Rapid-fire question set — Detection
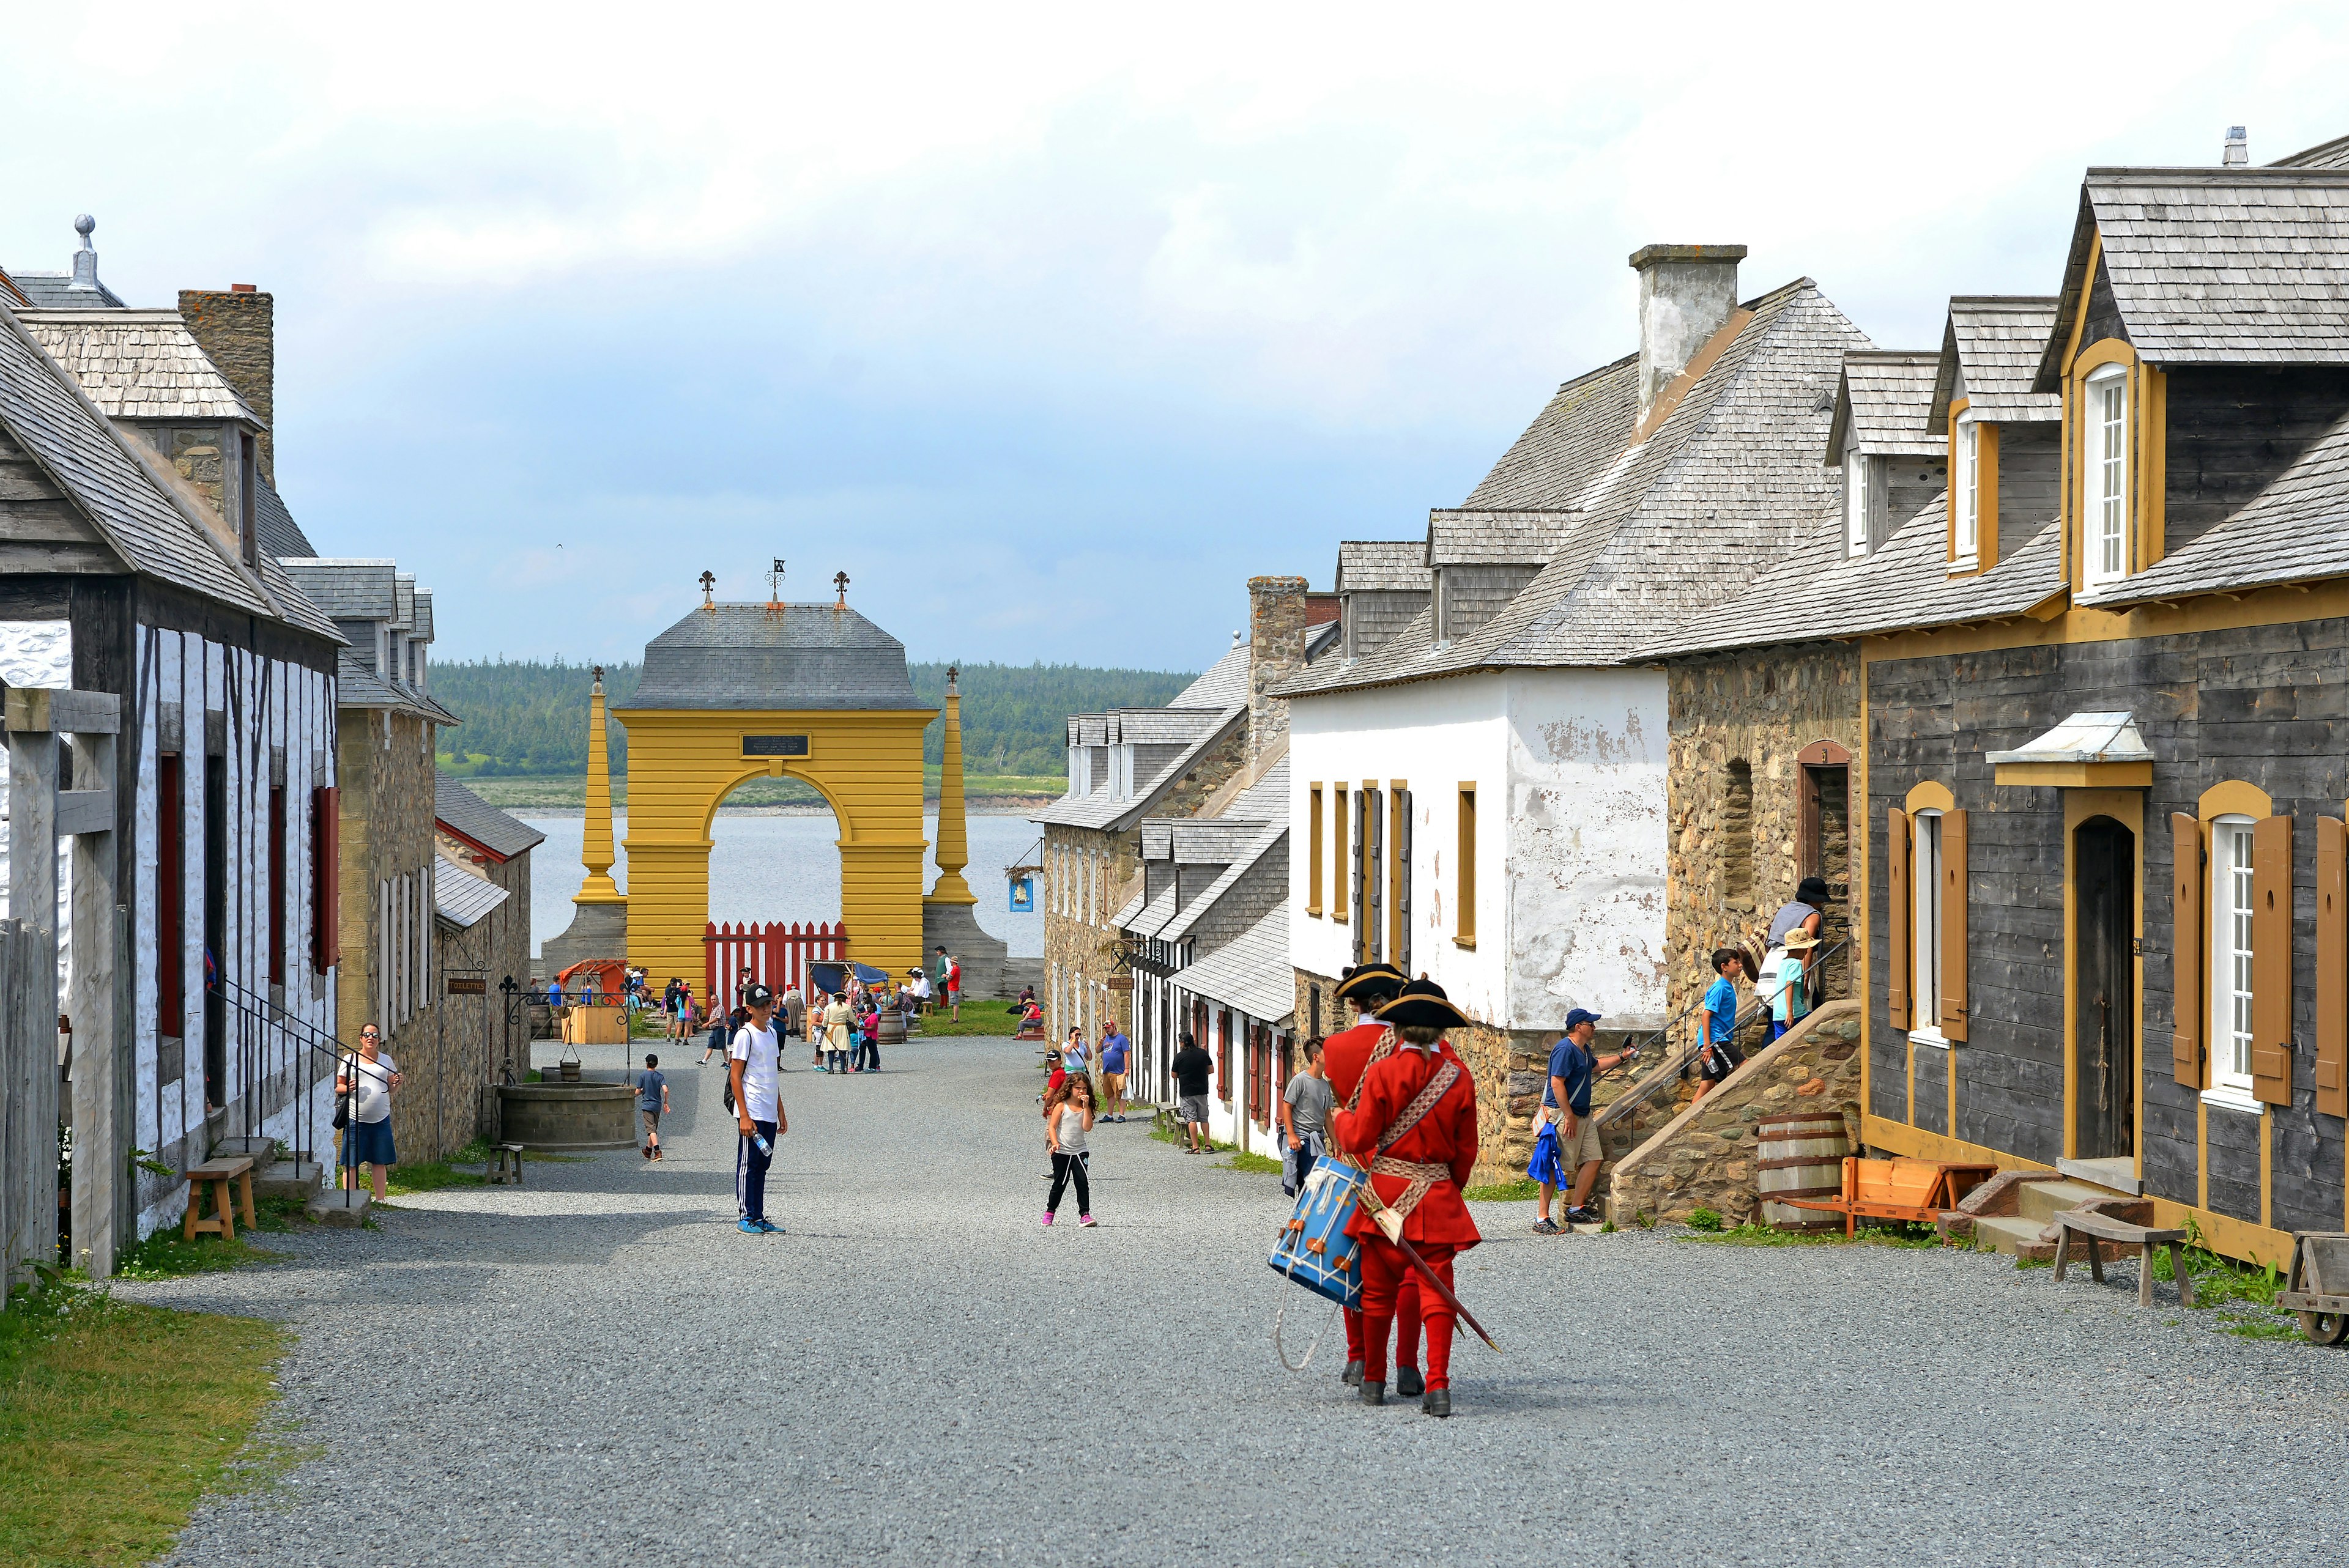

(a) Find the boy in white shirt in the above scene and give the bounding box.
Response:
[727,984,788,1235]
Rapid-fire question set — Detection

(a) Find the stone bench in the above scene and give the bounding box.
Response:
[2052,1207,2195,1307]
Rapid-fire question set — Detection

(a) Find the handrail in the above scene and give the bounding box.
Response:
[1593,937,1850,1130]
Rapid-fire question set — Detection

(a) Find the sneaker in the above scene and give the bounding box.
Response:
[757,1219,783,1235]
[1078,1215,1097,1227]
[1531,1218,1561,1236]
[1565,1206,1602,1226]
[737,1218,762,1234]
[1042,1213,1056,1226]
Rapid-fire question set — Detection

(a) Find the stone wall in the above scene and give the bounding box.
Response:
[1607,1001,1864,1227]
[432,842,536,1091]
[1247,576,1308,767]
[1159,725,1245,819]
[1042,823,1142,1044]
[179,288,275,478]
[1664,643,1863,1024]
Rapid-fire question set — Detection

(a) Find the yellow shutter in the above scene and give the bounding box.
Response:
[2252,813,2294,1106]
[1940,808,1969,1042]
[2172,813,2203,1089]
[1887,807,1910,1026]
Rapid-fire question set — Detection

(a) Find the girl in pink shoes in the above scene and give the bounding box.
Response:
[1041,1073,1097,1227]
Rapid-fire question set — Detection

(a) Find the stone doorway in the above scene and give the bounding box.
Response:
[1797,741,1852,997]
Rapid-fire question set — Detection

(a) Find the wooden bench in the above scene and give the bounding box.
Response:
[182,1156,258,1241]
[2052,1208,2195,1306]
[488,1144,525,1186]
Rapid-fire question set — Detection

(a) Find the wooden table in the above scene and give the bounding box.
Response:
[2052,1208,2194,1307]
[182,1156,258,1241]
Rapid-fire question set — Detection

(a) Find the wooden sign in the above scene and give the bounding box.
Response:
[445,975,486,996]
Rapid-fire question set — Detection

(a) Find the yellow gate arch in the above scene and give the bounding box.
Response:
[606,600,949,993]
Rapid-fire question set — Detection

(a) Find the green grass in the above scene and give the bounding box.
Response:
[115,1225,283,1281]
[1675,1219,1947,1250]
[1218,1150,1283,1175]
[1462,1177,1542,1202]
[0,1282,287,1566]
[916,999,1021,1037]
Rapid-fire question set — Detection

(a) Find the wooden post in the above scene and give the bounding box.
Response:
[67,726,118,1278]
[6,720,59,1293]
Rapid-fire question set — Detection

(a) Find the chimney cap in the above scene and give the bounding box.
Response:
[1628,243,1747,271]
[229,283,258,294]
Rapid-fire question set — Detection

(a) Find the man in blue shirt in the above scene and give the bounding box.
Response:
[1098,1020,1131,1120]
[1532,1008,1638,1234]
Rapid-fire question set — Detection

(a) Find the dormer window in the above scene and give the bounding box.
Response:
[2084,363,2129,586]
[1951,415,1978,570]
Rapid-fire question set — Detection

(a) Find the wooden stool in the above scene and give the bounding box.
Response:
[182,1156,257,1241]
[489,1144,525,1185]
[2052,1208,2195,1307]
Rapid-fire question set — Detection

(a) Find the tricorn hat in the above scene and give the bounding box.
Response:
[1376,977,1471,1032]
[1334,962,1408,1005]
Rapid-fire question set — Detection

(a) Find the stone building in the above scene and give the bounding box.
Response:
[434,775,543,1094]
[1,232,343,1257]
[1277,244,1872,1180]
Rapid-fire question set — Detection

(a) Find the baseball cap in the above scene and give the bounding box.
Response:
[743,983,776,1009]
[1564,1008,1604,1030]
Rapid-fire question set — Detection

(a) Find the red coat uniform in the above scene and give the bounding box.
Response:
[1332,1038,1480,1249]
[1319,1020,1391,1108]
[1319,1019,1423,1369]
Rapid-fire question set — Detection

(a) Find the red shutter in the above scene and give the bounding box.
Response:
[2318,816,2347,1119]
[312,785,341,970]
[2172,813,2203,1089]
[1940,808,1969,1043]
[159,755,184,1032]
[1887,807,1910,1026]
[2252,813,2293,1106]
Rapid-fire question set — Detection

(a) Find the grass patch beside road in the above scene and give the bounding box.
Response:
[918,999,1021,1037]
[1463,1178,1542,1202]
[1219,1150,1283,1175]
[0,1284,286,1567]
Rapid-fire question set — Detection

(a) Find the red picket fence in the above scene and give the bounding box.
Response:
[703,921,847,1013]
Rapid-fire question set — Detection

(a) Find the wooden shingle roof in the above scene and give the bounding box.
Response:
[1824,350,1943,462]
[17,309,263,424]
[1334,539,1427,593]
[1929,298,2063,426]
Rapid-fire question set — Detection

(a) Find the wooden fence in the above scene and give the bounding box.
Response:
[0,918,52,1298]
[703,922,848,1013]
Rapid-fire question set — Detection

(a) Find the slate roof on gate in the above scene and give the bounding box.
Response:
[626,604,928,711]
[1825,351,1946,459]
[4,270,126,309]
[278,559,398,619]
[1334,539,1428,593]
[436,774,547,862]
[17,309,264,424]
[2033,168,2349,387]
[1277,278,1868,695]
[1928,298,2063,426]
[0,297,280,616]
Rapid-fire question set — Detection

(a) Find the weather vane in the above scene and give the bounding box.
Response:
[699,569,716,612]
[766,557,787,618]
[833,570,850,608]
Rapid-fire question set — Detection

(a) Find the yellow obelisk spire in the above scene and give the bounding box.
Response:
[929,665,975,904]
[576,665,624,905]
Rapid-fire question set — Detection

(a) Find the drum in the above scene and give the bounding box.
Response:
[1269,1153,1367,1309]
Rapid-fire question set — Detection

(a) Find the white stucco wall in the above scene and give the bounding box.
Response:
[0,620,76,960]
[1285,665,1668,1035]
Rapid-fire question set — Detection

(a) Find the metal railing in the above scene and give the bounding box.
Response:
[1593,938,1852,1131]
[211,976,368,1210]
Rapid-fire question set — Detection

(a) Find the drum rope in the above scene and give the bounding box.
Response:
[1270,1269,1341,1373]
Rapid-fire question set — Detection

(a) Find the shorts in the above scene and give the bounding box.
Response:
[1178,1094,1211,1126]
[340,1117,396,1169]
[1542,1107,1604,1170]
[1698,1041,1744,1083]
[640,1108,661,1136]
[1102,1071,1126,1098]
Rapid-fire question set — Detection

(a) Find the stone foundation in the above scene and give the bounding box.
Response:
[1606,1001,1863,1227]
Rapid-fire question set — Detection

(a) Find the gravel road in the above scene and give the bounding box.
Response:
[124,1037,2349,1566]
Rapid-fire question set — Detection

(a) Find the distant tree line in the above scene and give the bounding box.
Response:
[431,657,1198,780]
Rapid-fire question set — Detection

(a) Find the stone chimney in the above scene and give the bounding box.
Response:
[1247,575,1309,769]
[179,286,275,480]
[1629,244,1746,417]
[2224,125,2249,166]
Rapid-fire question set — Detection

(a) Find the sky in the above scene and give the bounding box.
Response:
[5,2,2347,673]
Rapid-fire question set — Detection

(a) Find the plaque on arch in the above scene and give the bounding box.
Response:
[741,735,811,758]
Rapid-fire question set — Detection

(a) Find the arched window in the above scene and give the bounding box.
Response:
[2084,362,2130,586]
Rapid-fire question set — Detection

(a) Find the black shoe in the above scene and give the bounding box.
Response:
[1341,1359,1364,1388]
[1565,1206,1602,1226]
[1422,1388,1451,1418]
[1359,1380,1385,1407]
[1395,1366,1424,1399]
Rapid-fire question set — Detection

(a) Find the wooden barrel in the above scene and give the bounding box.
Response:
[877,1010,908,1046]
[1754,1112,1849,1232]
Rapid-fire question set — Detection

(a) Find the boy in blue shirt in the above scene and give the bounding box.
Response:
[1696,947,1748,1100]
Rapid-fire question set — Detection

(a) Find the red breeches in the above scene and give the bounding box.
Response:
[1343,1274,1422,1369]
[1360,1242,1455,1390]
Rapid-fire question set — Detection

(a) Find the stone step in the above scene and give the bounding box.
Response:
[210,1134,278,1161]
[2014,1180,2117,1226]
[1971,1213,2057,1261]
[2057,1156,2141,1194]
[253,1161,323,1202]
[305,1188,373,1228]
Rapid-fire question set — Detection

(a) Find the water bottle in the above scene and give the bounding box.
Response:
[753,1133,771,1157]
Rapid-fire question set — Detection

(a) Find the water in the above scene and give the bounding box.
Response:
[522,811,1044,960]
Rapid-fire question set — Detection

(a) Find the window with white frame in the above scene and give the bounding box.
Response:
[1953,416,1978,567]
[2084,363,2129,586]
[2211,815,2257,1093]
[1910,809,1944,1036]
[1844,453,1872,558]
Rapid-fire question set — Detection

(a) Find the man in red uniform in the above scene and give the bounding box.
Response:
[1333,978,1480,1418]
[1321,963,1424,1397]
